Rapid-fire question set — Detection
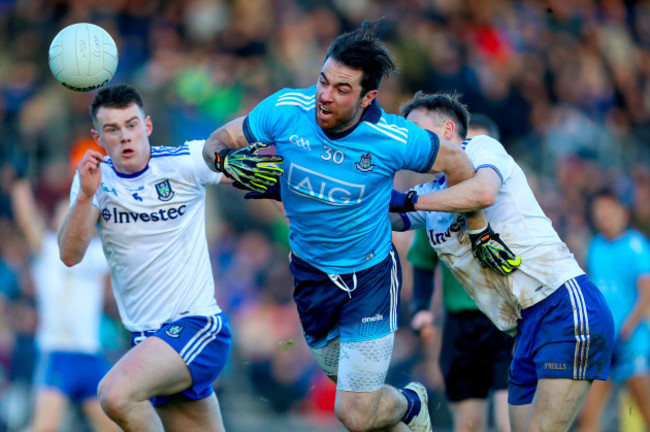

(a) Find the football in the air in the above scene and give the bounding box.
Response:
[48,23,118,92]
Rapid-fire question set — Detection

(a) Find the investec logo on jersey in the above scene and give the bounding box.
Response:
[288,163,364,205]
[101,205,187,224]
[427,214,465,245]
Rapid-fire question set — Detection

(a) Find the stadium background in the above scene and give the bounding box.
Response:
[0,0,649,430]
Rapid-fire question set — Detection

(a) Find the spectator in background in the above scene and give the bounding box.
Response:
[408,113,513,432]
[578,190,650,431]
[11,173,119,432]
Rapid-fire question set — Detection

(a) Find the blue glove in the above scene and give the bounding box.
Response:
[389,189,419,212]
[468,224,521,276]
[232,180,281,201]
[214,142,283,193]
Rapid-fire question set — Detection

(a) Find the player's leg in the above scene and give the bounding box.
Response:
[576,379,611,432]
[527,378,591,431]
[449,399,488,432]
[77,352,120,432]
[81,398,121,432]
[491,390,510,432]
[508,275,615,432]
[97,335,184,431]
[99,313,231,432]
[625,375,650,427]
[312,336,417,432]
[294,247,429,431]
[155,393,225,432]
[30,351,74,432]
[31,388,68,432]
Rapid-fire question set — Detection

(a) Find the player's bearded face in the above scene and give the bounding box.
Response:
[92,103,153,175]
[316,58,373,132]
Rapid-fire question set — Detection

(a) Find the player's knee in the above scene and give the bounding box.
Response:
[97,375,130,419]
[334,401,376,432]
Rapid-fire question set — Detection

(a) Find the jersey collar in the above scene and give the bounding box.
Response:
[322,99,382,140]
[111,162,150,178]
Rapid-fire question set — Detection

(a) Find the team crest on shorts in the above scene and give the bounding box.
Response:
[355,153,376,172]
[165,325,184,338]
[155,180,175,201]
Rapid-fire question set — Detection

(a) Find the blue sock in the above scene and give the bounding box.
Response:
[400,388,422,424]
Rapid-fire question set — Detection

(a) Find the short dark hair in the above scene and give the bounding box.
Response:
[324,20,396,95]
[400,91,470,139]
[90,84,144,126]
[469,113,500,141]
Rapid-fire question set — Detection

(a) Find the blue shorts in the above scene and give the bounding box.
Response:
[508,275,615,405]
[34,351,111,402]
[131,313,231,407]
[609,321,650,384]
[289,245,401,348]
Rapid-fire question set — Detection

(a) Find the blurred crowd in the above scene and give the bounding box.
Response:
[0,0,649,430]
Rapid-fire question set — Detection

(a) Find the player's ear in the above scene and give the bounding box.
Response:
[145,115,153,137]
[443,120,455,141]
[360,89,378,108]
[90,129,105,149]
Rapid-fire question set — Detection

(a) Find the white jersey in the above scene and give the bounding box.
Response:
[33,232,108,353]
[70,140,223,331]
[405,135,584,333]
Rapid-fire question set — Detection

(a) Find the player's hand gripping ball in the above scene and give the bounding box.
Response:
[48,23,118,92]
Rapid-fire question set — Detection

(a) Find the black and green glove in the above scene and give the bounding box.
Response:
[214,142,284,193]
[468,224,521,276]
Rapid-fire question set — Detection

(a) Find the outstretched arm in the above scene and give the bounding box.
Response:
[202,117,250,168]
[58,150,102,266]
[203,117,283,193]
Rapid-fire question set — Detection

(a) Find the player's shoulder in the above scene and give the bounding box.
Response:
[271,86,316,107]
[624,229,650,252]
[462,135,505,152]
[150,142,192,159]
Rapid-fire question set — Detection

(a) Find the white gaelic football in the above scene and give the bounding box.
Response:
[48,23,118,92]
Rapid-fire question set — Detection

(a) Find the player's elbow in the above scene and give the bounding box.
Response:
[472,183,497,209]
[59,249,81,267]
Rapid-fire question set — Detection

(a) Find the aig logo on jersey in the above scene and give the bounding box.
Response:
[288,163,364,205]
[156,180,175,201]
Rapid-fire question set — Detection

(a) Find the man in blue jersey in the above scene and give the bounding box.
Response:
[578,190,650,431]
[202,21,515,432]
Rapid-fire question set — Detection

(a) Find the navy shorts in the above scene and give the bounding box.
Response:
[131,313,231,407]
[289,246,402,348]
[508,275,614,405]
[440,310,514,402]
[34,351,111,402]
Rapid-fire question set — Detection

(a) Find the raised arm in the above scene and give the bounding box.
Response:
[58,150,102,267]
[11,178,46,253]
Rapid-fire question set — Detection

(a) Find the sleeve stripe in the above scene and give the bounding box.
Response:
[242,116,256,144]
[420,131,439,173]
[475,164,504,183]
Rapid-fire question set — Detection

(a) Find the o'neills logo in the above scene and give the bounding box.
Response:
[362,314,384,323]
[544,362,567,370]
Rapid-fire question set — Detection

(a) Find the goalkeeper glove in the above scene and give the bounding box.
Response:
[232,179,281,201]
[468,224,521,276]
[214,142,283,193]
[389,189,419,212]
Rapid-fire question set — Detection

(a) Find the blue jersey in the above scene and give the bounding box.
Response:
[588,229,650,332]
[244,86,438,273]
